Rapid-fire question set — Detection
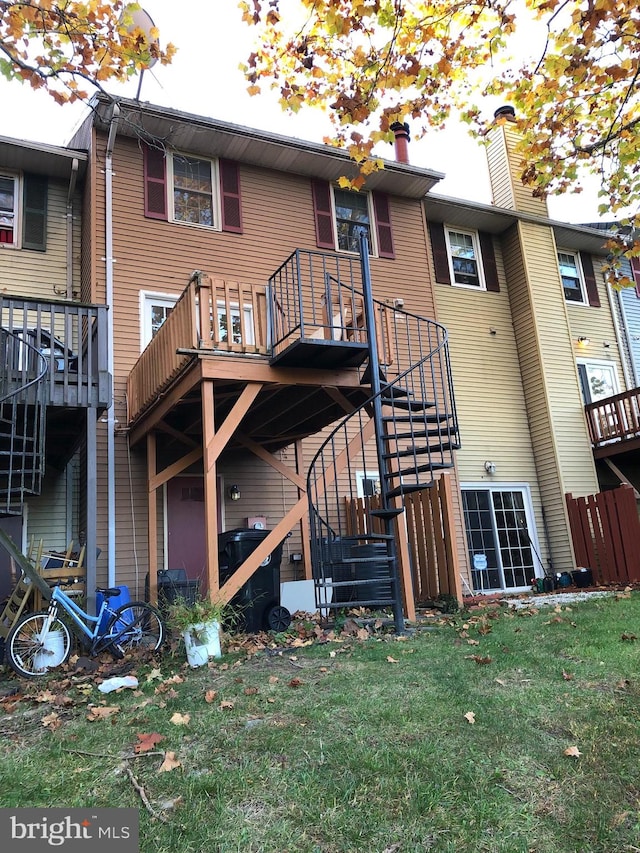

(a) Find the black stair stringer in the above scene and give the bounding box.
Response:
[0,328,48,516]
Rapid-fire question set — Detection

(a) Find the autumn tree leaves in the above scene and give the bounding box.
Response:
[241,0,640,266]
[0,1,175,103]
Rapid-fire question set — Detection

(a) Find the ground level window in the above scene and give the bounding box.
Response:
[462,487,536,592]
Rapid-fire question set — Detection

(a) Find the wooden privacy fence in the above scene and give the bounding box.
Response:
[344,475,462,604]
[565,485,640,584]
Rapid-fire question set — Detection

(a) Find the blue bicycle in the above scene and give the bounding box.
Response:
[5,581,165,678]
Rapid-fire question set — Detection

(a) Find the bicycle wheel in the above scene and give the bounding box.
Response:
[6,612,72,678]
[104,601,164,656]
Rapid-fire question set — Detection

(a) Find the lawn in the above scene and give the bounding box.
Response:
[1,591,639,852]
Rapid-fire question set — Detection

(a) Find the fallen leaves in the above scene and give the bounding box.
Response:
[170,712,190,726]
[158,751,182,773]
[134,732,165,754]
[86,705,120,721]
[464,654,492,665]
[564,745,582,758]
[464,711,476,725]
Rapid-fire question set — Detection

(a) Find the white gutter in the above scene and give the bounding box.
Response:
[105,104,120,586]
[66,158,78,300]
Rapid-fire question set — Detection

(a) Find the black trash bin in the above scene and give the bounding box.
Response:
[146,568,201,613]
[218,528,290,632]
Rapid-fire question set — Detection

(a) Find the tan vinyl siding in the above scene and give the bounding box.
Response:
[0,180,76,299]
[89,132,451,590]
[507,221,598,571]
[25,467,70,554]
[432,232,548,573]
[485,125,549,218]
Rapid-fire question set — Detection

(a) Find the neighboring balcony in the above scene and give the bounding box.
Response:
[585,388,640,457]
[0,295,110,409]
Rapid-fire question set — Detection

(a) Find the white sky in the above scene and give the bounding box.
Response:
[2,0,602,223]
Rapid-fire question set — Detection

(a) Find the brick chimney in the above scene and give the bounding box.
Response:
[485,105,548,216]
[390,121,410,164]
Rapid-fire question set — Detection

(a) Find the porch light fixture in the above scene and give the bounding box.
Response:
[484,461,496,475]
[229,484,241,501]
[577,336,590,346]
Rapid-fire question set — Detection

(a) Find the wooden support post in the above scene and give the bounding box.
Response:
[393,497,416,621]
[202,379,220,598]
[440,473,464,605]
[147,432,158,606]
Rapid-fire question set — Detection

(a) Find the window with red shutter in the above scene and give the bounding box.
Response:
[630,257,640,298]
[311,180,335,249]
[373,192,395,259]
[143,144,167,220]
[580,252,600,307]
[428,222,451,285]
[219,159,242,233]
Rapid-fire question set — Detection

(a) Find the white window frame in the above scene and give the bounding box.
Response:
[140,291,178,350]
[167,153,221,231]
[356,470,381,498]
[331,186,378,257]
[216,301,255,346]
[558,249,587,305]
[576,358,620,405]
[445,226,485,290]
[0,172,20,249]
[460,482,541,593]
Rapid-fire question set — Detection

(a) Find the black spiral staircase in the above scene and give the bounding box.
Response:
[269,239,460,631]
[0,328,47,515]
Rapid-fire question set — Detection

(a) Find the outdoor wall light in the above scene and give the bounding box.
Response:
[484,461,496,475]
[577,336,590,346]
[229,484,241,501]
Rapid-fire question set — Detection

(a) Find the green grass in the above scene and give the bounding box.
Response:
[2,592,640,852]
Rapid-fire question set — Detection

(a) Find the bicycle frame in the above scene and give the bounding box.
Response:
[45,585,118,648]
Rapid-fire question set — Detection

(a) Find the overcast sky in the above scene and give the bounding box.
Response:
[2,0,602,223]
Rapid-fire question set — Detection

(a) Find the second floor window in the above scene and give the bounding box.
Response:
[446,228,484,288]
[333,188,373,254]
[558,250,586,304]
[0,175,17,245]
[170,155,216,228]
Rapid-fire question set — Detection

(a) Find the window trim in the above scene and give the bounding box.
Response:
[167,152,222,231]
[576,358,620,404]
[0,172,20,248]
[558,248,588,306]
[445,226,485,290]
[140,291,178,351]
[330,186,379,257]
[460,481,541,593]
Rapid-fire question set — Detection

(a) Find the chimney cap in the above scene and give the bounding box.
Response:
[494,105,516,121]
[390,120,411,141]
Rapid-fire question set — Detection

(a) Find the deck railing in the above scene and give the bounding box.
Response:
[127,274,269,423]
[0,295,109,408]
[585,387,640,448]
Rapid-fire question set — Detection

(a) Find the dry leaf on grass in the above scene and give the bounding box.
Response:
[288,678,303,688]
[465,654,492,665]
[219,700,235,710]
[158,751,182,773]
[134,732,165,753]
[41,711,61,729]
[564,745,581,758]
[170,712,190,726]
[204,690,218,704]
[464,711,476,725]
[562,670,573,681]
[86,705,120,721]
[145,668,163,682]
[386,656,399,664]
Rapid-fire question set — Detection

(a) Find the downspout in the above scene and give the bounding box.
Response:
[66,158,78,299]
[105,104,120,586]
[605,276,633,389]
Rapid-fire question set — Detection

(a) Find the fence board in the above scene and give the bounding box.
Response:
[565,485,640,584]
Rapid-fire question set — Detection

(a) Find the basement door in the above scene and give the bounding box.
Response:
[167,477,222,584]
[461,486,537,593]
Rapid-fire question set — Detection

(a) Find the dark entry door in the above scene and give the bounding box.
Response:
[167,477,222,584]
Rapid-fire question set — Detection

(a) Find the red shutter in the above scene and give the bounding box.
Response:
[219,159,243,233]
[479,231,499,292]
[631,257,640,298]
[143,143,167,220]
[373,192,395,259]
[311,180,335,249]
[580,252,600,307]
[428,221,451,285]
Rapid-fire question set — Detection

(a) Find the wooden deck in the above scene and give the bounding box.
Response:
[585,388,640,458]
